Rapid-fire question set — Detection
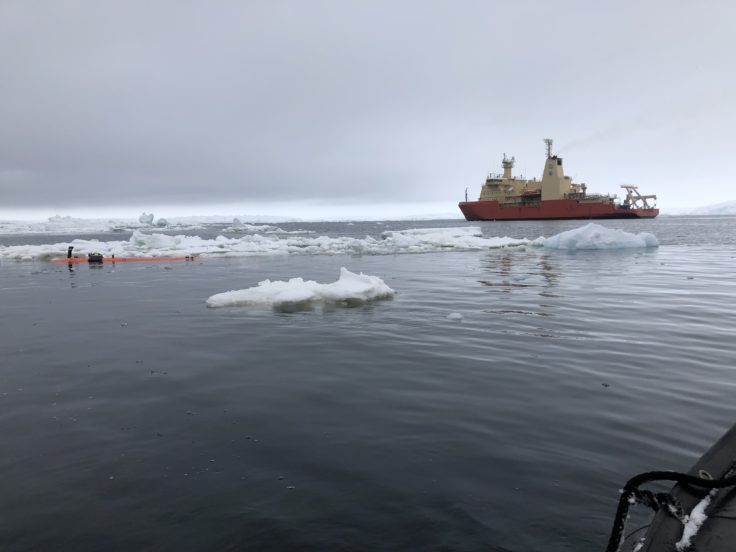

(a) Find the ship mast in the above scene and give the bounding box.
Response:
[544,138,553,159]
[502,154,515,179]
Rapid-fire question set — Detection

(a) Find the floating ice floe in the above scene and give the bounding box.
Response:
[446,312,464,321]
[206,268,395,308]
[533,223,658,250]
[381,227,528,251]
[0,226,529,260]
[225,218,282,233]
[138,212,154,225]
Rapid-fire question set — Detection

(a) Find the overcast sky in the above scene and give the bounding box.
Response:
[1,0,734,219]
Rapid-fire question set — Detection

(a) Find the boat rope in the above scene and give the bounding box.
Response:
[605,466,736,552]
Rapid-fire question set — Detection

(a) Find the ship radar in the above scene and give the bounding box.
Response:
[544,138,553,159]
[502,154,515,179]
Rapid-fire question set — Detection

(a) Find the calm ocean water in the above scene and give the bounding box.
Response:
[1,216,735,551]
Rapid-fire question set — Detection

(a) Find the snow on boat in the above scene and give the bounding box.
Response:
[605,422,736,552]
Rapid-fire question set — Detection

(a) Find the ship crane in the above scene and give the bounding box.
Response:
[620,184,657,209]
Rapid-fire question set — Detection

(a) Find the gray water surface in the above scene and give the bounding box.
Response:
[1,217,735,551]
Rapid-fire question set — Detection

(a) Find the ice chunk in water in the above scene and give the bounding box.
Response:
[206,268,395,308]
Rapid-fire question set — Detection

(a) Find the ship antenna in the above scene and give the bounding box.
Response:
[544,138,553,159]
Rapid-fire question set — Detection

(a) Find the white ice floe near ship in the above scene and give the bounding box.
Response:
[533,223,658,250]
[380,227,527,251]
[206,268,395,308]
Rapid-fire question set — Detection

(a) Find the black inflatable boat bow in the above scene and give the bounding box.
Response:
[605,465,736,552]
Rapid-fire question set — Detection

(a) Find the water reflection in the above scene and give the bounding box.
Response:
[478,251,560,297]
[67,263,76,288]
[63,260,111,290]
[538,255,559,290]
[474,251,565,336]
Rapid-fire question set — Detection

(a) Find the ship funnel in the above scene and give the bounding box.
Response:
[502,154,515,179]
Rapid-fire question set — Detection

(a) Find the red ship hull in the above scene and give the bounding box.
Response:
[459,199,659,221]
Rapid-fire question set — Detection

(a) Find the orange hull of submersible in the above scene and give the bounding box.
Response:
[51,256,198,264]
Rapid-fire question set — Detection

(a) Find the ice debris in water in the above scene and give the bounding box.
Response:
[225,218,281,233]
[138,212,154,225]
[446,312,464,321]
[533,223,658,250]
[380,227,529,251]
[0,226,529,260]
[206,268,395,308]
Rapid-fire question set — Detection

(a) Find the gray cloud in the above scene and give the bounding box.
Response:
[1,0,735,213]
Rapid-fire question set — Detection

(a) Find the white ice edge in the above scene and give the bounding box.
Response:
[0,223,658,261]
[531,222,658,250]
[0,226,528,260]
[206,267,395,308]
[0,215,291,236]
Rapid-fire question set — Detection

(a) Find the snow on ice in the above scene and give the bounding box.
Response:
[380,227,528,251]
[138,212,155,225]
[0,215,301,236]
[206,268,395,308]
[534,223,658,250]
[0,222,661,261]
[0,227,528,260]
[226,218,281,233]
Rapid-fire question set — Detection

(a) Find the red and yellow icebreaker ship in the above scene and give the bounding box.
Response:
[459,139,658,221]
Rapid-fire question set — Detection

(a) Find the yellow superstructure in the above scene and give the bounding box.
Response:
[479,139,587,204]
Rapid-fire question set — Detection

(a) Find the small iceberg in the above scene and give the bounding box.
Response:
[226,218,281,233]
[138,212,154,225]
[381,227,528,250]
[206,268,395,308]
[534,223,658,250]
